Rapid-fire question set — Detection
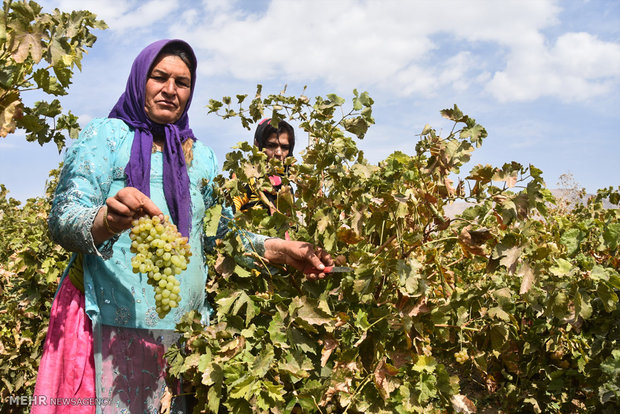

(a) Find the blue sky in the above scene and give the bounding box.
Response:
[1,0,618,202]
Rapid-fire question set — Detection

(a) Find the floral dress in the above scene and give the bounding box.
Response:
[34,118,267,413]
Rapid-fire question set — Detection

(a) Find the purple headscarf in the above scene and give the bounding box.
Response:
[109,39,197,237]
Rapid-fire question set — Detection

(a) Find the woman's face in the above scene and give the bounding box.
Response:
[263,132,290,161]
[144,54,191,124]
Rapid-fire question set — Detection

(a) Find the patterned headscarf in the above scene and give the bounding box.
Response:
[109,39,197,237]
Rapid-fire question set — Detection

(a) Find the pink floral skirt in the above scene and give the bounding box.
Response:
[32,276,96,413]
[32,276,182,413]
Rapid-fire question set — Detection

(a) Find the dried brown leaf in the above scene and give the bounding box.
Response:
[458,227,487,256]
[374,359,400,400]
[159,386,173,414]
[397,295,430,318]
[387,350,412,369]
[215,254,235,277]
[0,96,22,138]
[11,32,43,63]
[320,336,338,367]
[499,245,522,274]
[519,262,535,294]
[444,177,456,197]
[451,394,477,413]
[220,336,245,359]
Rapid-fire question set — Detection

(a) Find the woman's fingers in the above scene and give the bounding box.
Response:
[106,195,133,218]
[92,187,163,245]
[301,246,333,280]
[264,239,334,281]
[108,187,163,219]
[104,187,163,233]
[139,197,163,218]
[317,248,333,267]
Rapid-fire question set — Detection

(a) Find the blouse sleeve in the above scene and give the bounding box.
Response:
[48,119,127,258]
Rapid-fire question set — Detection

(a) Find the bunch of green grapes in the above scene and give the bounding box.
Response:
[454,349,469,364]
[129,215,192,319]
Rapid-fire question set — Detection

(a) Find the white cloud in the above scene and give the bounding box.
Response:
[111,0,180,31]
[554,32,620,79]
[487,32,620,102]
[164,0,577,99]
[54,0,180,31]
[54,0,132,24]
[48,0,619,103]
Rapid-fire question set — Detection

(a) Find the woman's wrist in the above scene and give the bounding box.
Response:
[263,237,285,263]
[91,206,118,245]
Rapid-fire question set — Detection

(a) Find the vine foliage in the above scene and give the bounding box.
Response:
[0,169,69,410]
[0,0,106,150]
[166,88,620,413]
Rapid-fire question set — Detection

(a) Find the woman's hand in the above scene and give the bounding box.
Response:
[263,238,334,280]
[92,187,163,245]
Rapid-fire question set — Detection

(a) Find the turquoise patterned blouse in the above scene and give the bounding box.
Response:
[48,118,267,330]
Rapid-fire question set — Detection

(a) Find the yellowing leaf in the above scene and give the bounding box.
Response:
[488,307,510,322]
[560,228,584,256]
[336,226,363,244]
[278,352,312,380]
[292,296,332,326]
[590,265,609,281]
[216,290,241,318]
[233,264,252,278]
[0,94,22,138]
[260,380,285,405]
[228,375,255,400]
[440,104,465,122]
[492,169,518,188]
[603,223,620,250]
[316,213,330,233]
[397,258,424,295]
[412,355,437,373]
[268,312,288,348]
[498,245,522,274]
[460,123,487,147]
[242,162,260,179]
[203,204,222,237]
[575,291,593,320]
[550,258,573,277]
[252,345,275,377]
[416,371,438,403]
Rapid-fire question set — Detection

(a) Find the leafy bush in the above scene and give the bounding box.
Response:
[0,0,106,150]
[0,1,104,410]
[166,88,619,413]
[0,169,68,411]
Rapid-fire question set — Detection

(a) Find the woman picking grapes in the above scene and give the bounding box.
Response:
[233,118,295,215]
[33,39,332,413]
